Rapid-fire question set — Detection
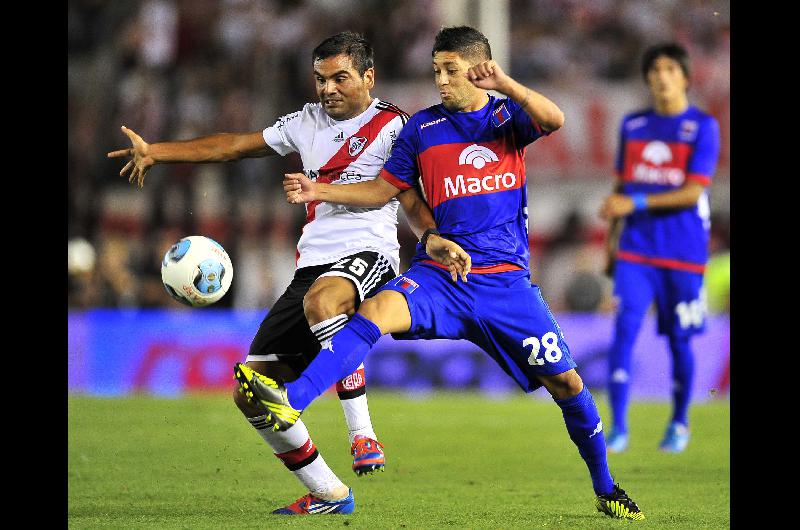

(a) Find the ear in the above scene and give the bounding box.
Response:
[363,67,375,89]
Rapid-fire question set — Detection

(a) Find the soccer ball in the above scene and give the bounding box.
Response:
[161,235,233,307]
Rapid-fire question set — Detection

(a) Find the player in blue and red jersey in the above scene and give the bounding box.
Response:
[236,26,644,520]
[599,43,721,454]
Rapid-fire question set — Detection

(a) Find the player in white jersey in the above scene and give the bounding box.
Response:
[107,31,471,515]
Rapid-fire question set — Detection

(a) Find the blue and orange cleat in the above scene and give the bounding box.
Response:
[351,435,385,476]
[659,422,690,453]
[272,489,355,515]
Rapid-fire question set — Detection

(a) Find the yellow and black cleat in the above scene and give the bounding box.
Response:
[595,484,645,520]
[233,363,302,431]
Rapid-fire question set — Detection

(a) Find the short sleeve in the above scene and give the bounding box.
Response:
[262,108,303,156]
[505,97,546,148]
[686,116,721,186]
[380,117,419,191]
[380,114,406,164]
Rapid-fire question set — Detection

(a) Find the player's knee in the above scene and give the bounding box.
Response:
[617,304,647,327]
[541,369,584,400]
[357,296,381,322]
[357,292,410,335]
[303,288,354,323]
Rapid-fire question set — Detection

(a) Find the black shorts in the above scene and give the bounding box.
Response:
[246,251,396,372]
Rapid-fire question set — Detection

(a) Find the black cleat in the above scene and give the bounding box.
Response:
[233,363,302,431]
[595,484,645,520]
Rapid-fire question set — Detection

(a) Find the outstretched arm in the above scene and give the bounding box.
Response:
[283,172,400,207]
[107,126,276,188]
[285,173,471,281]
[466,60,565,133]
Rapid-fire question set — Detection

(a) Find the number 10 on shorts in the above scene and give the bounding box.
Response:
[524,332,563,365]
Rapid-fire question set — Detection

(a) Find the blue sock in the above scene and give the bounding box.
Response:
[285,313,383,410]
[555,387,615,495]
[668,336,694,427]
[607,311,642,434]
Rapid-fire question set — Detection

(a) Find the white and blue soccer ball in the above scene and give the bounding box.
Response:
[161,235,233,307]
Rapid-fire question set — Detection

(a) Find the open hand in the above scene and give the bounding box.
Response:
[426,235,472,282]
[107,126,155,188]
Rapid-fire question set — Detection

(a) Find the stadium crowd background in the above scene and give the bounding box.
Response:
[68,0,730,314]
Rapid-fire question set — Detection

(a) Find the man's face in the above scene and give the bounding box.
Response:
[646,55,688,103]
[314,53,374,120]
[433,51,481,111]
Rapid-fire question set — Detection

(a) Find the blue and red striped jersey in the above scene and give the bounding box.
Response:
[380,95,547,270]
[615,106,720,272]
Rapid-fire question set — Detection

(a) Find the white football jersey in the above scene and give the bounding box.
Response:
[263,98,408,272]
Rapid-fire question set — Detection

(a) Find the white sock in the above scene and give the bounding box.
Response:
[247,415,345,499]
[310,316,379,444]
[336,363,378,444]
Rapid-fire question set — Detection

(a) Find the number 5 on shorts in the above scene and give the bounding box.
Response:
[524,332,563,365]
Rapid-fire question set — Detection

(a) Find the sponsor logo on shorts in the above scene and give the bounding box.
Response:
[393,275,419,294]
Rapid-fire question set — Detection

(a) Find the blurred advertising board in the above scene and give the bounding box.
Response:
[68,309,729,400]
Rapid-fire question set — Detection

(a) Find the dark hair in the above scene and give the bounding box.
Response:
[641,43,690,80]
[312,31,374,77]
[432,26,492,64]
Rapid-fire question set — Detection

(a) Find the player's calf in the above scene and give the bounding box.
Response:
[234,363,302,431]
[232,360,296,417]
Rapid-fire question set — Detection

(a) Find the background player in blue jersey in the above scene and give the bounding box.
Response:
[238,26,645,521]
[598,43,721,454]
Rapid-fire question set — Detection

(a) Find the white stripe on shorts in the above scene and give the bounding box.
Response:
[245,353,280,362]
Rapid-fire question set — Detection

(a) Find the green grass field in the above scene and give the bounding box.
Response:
[69,391,729,529]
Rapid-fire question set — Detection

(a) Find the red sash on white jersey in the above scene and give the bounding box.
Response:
[304,109,398,225]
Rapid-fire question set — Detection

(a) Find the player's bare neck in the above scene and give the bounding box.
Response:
[460,92,490,113]
[654,95,689,116]
[338,95,373,121]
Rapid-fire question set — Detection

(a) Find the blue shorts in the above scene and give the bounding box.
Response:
[376,263,577,392]
[614,259,706,337]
